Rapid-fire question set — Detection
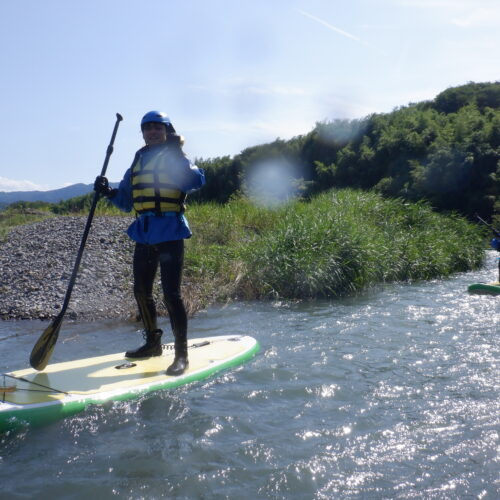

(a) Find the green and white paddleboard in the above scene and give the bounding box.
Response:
[1,334,259,433]
[468,282,500,295]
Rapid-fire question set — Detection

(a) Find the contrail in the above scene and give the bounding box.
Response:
[297,9,360,42]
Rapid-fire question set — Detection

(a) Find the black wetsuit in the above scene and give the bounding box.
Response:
[133,239,187,342]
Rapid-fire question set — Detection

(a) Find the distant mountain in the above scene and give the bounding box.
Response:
[0,182,118,207]
[0,183,94,206]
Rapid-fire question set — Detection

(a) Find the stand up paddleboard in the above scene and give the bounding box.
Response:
[1,335,259,433]
[468,282,500,295]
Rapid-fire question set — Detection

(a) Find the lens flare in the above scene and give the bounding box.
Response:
[244,157,303,207]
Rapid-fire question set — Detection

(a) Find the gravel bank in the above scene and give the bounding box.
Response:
[1,216,147,322]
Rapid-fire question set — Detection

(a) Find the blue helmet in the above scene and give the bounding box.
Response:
[140,111,175,132]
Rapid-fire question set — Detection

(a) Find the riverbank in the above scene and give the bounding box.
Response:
[0,189,487,321]
[0,216,136,321]
[0,215,211,322]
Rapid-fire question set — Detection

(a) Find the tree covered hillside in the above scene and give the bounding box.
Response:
[191,81,500,221]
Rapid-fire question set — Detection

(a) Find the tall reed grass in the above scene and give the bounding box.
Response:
[186,189,485,301]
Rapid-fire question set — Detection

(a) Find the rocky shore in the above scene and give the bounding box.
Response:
[1,216,147,322]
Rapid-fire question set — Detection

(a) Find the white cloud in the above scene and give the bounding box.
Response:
[248,119,315,140]
[188,80,309,97]
[186,117,313,139]
[0,176,48,192]
[295,9,386,56]
[452,7,500,27]
[296,9,360,41]
[239,84,309,97]
[392,0,500,27]
[393,0,494,8]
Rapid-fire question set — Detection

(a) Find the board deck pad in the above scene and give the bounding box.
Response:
[1,335,259,432]
[468,282,500,295]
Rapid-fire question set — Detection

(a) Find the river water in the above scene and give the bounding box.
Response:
[0,252,499,499]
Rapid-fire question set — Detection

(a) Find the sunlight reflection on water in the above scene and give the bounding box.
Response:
[0,252,498,498]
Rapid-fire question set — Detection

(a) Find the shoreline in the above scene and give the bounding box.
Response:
[1,194,487,322]
[0,216,194,322]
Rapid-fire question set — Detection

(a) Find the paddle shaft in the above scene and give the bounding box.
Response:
[29,113,123,370]
[475,213,500,238]
[58,113,123,317]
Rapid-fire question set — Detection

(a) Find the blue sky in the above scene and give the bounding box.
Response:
[0,0,498,191]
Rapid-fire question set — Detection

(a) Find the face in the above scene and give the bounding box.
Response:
[142,122,167,145]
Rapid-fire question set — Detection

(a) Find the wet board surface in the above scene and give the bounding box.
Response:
[0,334,259,432]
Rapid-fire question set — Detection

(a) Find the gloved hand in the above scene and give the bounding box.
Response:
[94,176,115,198]
[166,134,184,148]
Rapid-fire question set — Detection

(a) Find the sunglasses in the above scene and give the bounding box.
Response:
[142,122,167,131]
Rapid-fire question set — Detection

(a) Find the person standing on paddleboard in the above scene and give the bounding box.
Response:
[94,111,205,376]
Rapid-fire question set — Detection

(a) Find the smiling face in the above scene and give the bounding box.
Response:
[142,122,168,145]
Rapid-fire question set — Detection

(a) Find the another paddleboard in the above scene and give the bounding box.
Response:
[468,282,500,295]
[0,334,259,433]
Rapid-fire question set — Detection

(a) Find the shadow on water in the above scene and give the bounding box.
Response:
[0,251,499,499]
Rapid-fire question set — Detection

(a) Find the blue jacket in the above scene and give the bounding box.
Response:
[110,143,205,244]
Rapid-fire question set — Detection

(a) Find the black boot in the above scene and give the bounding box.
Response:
[166,340,188,376]
[125,329,163,358]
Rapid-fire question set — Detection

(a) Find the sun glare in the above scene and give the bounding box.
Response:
[244,157,303,207]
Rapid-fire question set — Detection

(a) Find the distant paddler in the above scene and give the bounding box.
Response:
[475,213,500,282]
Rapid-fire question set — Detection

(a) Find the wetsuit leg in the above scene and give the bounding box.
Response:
[133,242,159,332]
[157,239,187,342]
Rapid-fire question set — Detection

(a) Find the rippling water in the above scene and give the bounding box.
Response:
[1,252,499,499]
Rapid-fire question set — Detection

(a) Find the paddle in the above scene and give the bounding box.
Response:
[29,113,123,371]
[475,213,500,238]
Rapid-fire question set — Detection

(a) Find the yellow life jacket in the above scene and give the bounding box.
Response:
[131,148,186,214]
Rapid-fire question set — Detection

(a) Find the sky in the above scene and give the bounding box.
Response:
[0,0,499,192]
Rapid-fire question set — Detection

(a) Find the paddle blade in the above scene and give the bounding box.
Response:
[29,317,63,371]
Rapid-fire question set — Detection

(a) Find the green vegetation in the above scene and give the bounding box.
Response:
[1,189,486,305]
[185,190,485,303]
[50,193,121,216]
[1,81,495,305]
[190,81,500,224]
[0,196,121,241]
[0,202,53,241]
[5,82,499,224]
